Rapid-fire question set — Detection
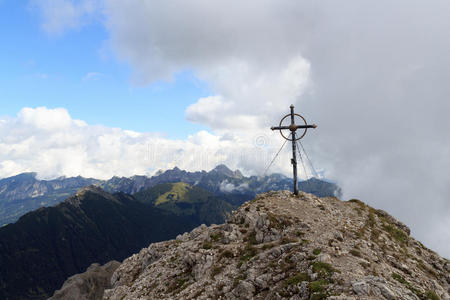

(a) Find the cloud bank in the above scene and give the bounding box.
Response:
[0,107,285,180]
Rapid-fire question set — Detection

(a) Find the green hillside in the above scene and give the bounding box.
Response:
[134,182,233,225]
[155,182,191,205]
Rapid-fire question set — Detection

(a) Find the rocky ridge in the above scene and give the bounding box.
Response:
[102,191,449,299]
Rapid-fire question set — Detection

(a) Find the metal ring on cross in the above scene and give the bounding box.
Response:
[278,113,308,141]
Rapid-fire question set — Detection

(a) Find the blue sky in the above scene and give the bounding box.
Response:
[0,1,209,139]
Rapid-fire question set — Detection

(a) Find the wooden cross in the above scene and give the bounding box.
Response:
[271,104,317,195]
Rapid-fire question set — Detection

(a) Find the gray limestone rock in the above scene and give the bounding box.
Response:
[101,191,450,300]
[317,253,332,264]
[232,281,255,299]
[49,261,120,300]
[352,281,370,295]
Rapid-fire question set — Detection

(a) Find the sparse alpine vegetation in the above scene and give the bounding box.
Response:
[96,191,449,299]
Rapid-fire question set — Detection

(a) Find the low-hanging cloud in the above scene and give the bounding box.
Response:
[219,180,250,193]
[27,0,450,257]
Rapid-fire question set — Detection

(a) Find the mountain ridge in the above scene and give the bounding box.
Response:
[0,166,341,226]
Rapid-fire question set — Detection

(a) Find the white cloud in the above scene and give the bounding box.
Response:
[219,180,249,193]
[29,0,101,35]
[0,107,285,181]
[18,107,72,130]
[184,57,311,132]
[82,72,104,81]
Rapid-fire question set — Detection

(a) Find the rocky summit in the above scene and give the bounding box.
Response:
[69,191,448,299]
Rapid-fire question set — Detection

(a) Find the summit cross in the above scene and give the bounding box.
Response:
[271,104,317,195]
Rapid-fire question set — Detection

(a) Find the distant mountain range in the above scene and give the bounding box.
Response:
[0,173,100,226]
[0,165,342,226]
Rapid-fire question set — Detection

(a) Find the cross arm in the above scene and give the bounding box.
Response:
[271,124,317,130]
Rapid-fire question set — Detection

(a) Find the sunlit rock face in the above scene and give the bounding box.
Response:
[102,191,449,299]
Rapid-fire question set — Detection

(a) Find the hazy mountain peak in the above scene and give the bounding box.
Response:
[211,164,243,178]
[7,172,37,180]
[211,164,232,173]
[68,185,120,207]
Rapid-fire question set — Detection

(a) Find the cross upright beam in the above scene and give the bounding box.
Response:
[271,104,317,195]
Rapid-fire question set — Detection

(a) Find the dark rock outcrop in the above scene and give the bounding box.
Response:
[49,261,120,300]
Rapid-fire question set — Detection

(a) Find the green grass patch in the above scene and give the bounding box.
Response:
[279,237,297,245]
[312,262,340,279]
[155,182,190,205]
[240,245,257,262]
[261,243,275,250]
[418,260,439,278]
[247,231,257,245]
[286,272,309,285]
[370,228,381,242]
[311,293,328,300]
[392,273,424,297]
[392,273,407,284]
[167,277,190,293]
[367,209,376,227]
[309,279,328,295]
[210,265,224,278]
[202,241,212,249]
[210,232,224,242]
[348,199,365,206]
[221,249,233,259]
[426,290,440,300]
[313,248,321,255]
[359,261,370,269]
[267,212,292,229]
[349,249,361,257]
[382,224,408,244]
